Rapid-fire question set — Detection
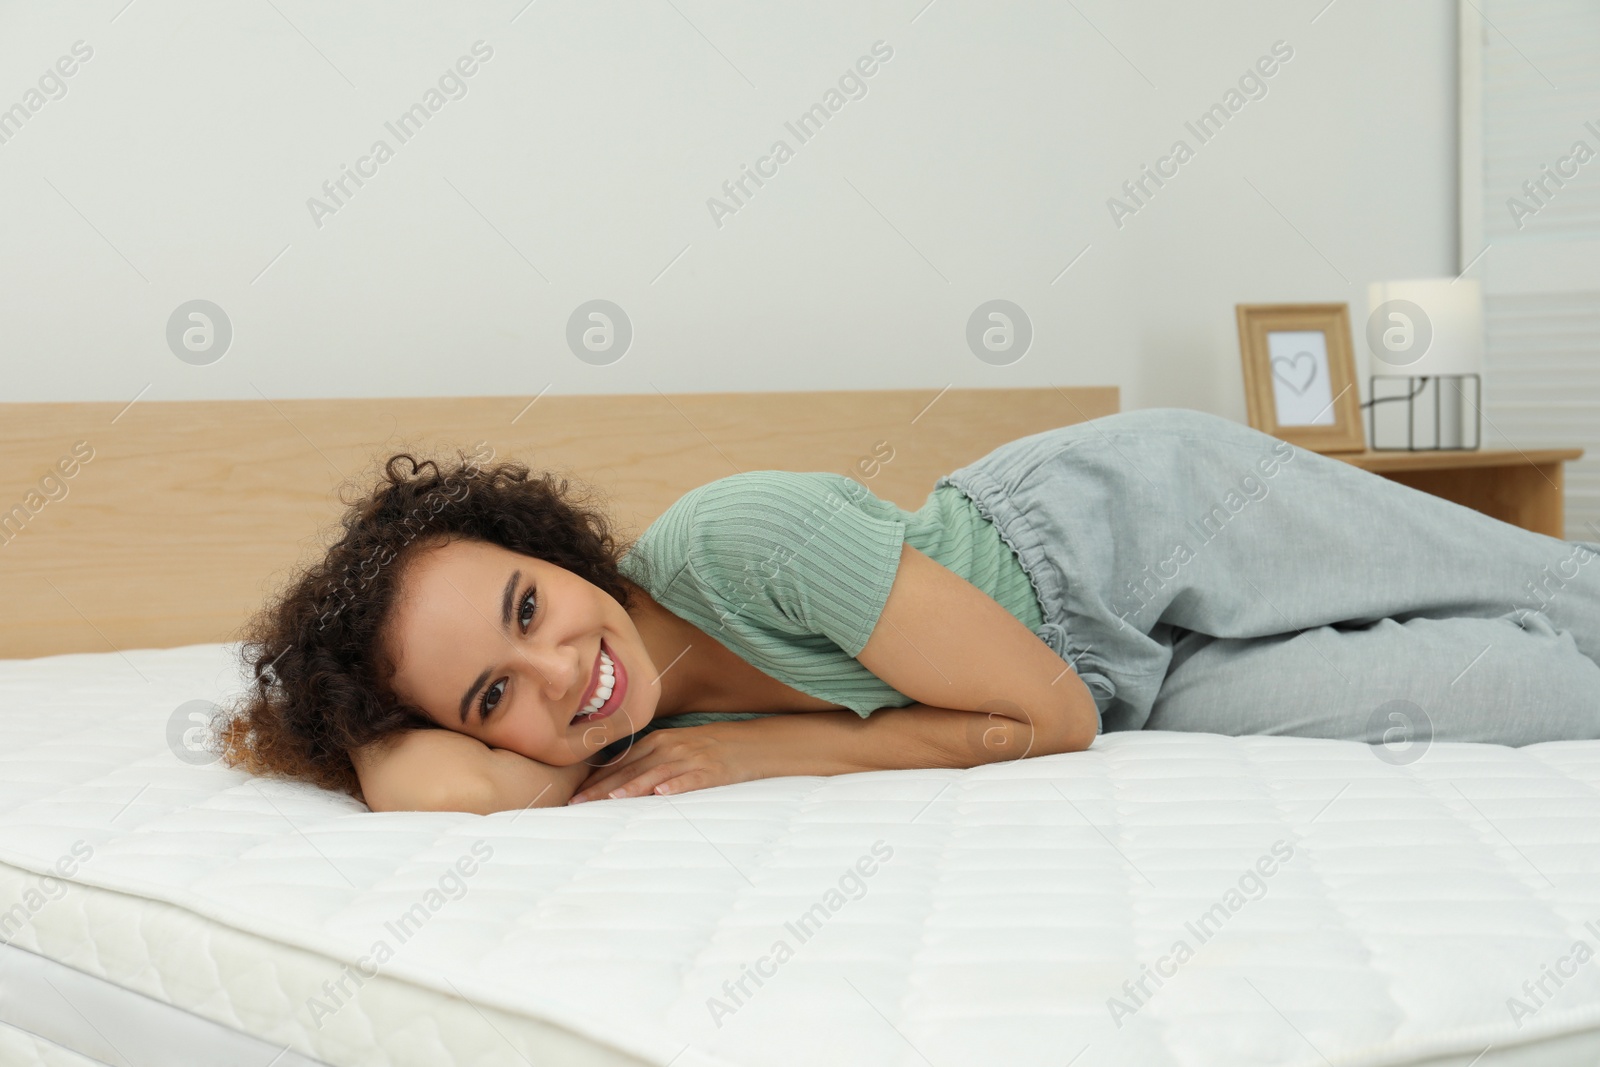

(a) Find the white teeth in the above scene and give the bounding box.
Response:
[576,647,617,719]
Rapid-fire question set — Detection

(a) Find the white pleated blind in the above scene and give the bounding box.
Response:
[1484,293,1600,538]
[1466,0,1600,539]
[1480,3,1600,240]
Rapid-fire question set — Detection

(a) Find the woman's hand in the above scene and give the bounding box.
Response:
[569,722,777,803]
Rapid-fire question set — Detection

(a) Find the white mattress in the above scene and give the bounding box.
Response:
[3,643,1600,1067]
[0,1021,101,1067]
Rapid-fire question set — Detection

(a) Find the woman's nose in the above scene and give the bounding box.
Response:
[529,643,583,698]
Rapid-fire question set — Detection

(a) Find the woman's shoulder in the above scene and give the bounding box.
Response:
[621,470,904,594]
[621,471,851,584]
[690,468,863,501]
[657,470,880,534]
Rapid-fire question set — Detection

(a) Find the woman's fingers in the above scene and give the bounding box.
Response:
[572,744,671,801]
[571,742,654,799]
[651,768,710,796]
[570,766,634,802]
[569,730,726,803]
[572,760,684,803]
[582,731,658,776]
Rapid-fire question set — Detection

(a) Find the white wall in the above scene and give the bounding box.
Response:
[0,0,1457,419]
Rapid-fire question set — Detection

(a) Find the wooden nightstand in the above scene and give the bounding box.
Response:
[1333,448,1583,538]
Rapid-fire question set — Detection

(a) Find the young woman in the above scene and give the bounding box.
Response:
[219,408,1600,813]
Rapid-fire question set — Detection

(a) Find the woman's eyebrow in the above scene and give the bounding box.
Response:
[459,668,490,724]
[457,569,522,723]
[499,569,520,632]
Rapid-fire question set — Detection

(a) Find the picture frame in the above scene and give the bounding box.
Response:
[1235,302,1365,454]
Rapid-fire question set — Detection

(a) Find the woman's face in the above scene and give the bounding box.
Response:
[383,538,658,766]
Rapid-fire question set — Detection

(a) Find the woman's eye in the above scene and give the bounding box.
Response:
[479,592,535,724]
[480,679,505,721]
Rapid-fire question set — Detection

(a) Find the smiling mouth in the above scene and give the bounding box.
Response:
[572,638,625,725]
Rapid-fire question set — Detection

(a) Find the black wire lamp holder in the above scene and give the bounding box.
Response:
[1363,374,1482,451]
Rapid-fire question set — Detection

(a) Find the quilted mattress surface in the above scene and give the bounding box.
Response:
[3,643,1600,1067]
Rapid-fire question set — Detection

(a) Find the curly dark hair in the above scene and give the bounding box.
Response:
[217,446,641,802]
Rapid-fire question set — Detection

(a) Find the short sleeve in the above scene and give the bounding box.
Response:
[682,472,907,657]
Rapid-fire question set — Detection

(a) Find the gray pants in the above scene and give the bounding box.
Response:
[937,408,1600,745]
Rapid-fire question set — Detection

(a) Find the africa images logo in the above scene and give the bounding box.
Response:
[966,300,1033,366]
[166,300,233,365]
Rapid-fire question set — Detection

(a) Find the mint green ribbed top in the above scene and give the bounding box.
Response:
[616,471,1044,724]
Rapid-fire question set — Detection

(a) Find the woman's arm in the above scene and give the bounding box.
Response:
[573,542,1101,801]
[352,728,588,814]
[571,702,1070,801]
[854,541,1100,753]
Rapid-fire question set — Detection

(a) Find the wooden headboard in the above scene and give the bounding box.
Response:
[0,387,1118,658]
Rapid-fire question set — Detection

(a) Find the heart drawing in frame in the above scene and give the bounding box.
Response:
[1271,350,1319,395]
[1236,303,1366,453]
